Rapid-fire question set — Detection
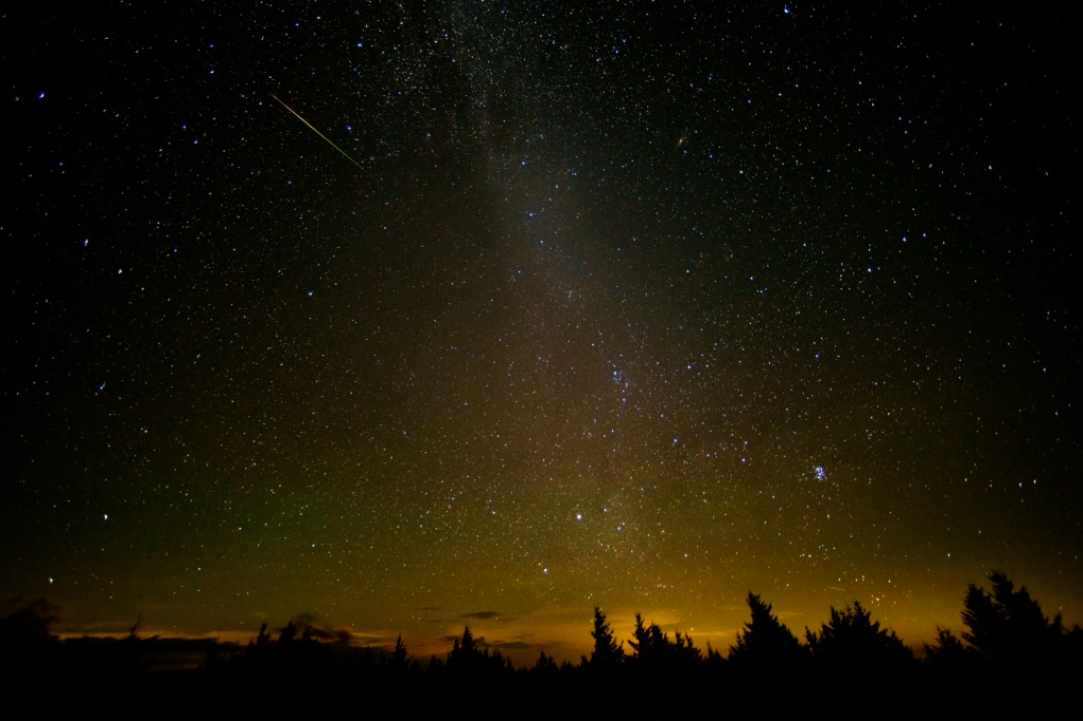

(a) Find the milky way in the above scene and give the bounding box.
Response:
[4,3,1080,661]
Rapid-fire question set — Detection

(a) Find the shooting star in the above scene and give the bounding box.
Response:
[270,94,366,172]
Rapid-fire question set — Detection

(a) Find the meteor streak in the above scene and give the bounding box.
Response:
[270,94,366,171]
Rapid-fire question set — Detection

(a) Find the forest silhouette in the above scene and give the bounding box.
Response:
[3,571,1080,677]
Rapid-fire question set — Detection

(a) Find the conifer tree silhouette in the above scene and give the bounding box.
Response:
[460,626,477,654]
[278,620,298,644]
[705,643,725,669]
[628,613,651,665]
[255,622,271,647]
[127,612,143,641]
[534,650,559,673]
[672,629,702,669]
[729,592,805,668]
[447,625,509,673]
[923,627,972,668]
[588,606,625,669]
[628,613,700,670]
[390,634,408,669]
[805,601,912,669]
[447,626,480,671]
[961,570,1064,666]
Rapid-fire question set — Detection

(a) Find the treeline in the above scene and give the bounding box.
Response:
[2,571,1081,676]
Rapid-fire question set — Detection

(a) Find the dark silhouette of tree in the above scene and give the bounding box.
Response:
[923,627,972,669]
[450,625,477,658]
[1064,624,1083,662]
[704,643,725,670]
[533,650,559,673]
[127,612,143,641]
[628,613,652,666]
[628,613,700,671]
[0,598,61,673]
[446,625,508,673]
[729,592,805,669]
[629,614,650,655]
[806,601,913,670]
[278,620,299,644]
[390,634,408,669]
[586,606,624,669]
[4,575,1076,677]
[0,598,59,647]
[255,622,271,647]
[960,570,1065,667]
[671,630,701,669]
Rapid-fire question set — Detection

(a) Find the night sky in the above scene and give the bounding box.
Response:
[4,2,1081,662]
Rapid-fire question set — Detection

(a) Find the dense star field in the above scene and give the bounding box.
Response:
[3,3,1080,663]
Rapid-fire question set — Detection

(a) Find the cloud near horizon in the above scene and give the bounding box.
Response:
[459,610,504,621]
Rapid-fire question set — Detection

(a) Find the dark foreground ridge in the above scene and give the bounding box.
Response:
[3,571,1080,678]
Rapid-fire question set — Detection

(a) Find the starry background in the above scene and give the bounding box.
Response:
[3,2,1081,661]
